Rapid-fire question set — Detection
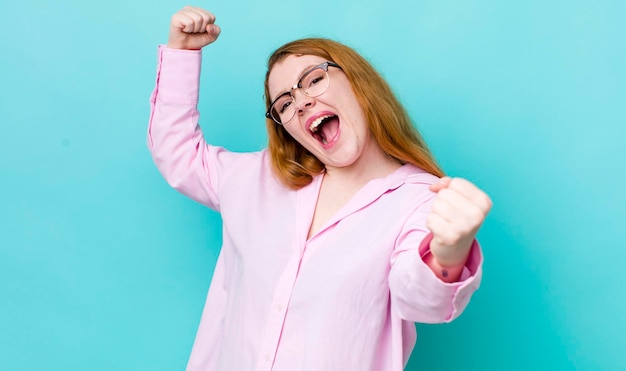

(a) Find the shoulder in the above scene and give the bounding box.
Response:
[392,164,441,188]
[379,164,440,210]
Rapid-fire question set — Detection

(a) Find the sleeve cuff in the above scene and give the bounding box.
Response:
[390,233,483,323]
[418,232,482,279]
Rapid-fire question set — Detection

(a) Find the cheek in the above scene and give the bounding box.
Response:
[283,124,308,143]
[341,97,368,129]
[330,84,363,117]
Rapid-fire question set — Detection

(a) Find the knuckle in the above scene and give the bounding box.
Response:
[437,188,452,201]
[449,177,463,189]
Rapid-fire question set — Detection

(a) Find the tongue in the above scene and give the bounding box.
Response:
[320,117,339,144]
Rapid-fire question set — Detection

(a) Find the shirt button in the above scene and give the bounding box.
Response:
[265,353,271,362]
[276,303,284,311]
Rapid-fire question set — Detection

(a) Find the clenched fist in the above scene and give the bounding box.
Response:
[168,6,221,50]
[427,177,492,269]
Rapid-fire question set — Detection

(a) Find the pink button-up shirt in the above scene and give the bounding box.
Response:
[148,46,483,371]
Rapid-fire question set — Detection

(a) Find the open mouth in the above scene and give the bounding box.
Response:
[309,114,340,146]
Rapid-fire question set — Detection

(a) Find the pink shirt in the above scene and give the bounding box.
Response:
[148,46,483,371]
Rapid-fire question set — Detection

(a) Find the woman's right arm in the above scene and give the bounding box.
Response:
[147,7,226,209]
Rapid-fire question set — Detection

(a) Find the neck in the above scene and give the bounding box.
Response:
[324,142,402,188]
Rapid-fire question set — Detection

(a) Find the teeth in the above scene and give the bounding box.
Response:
[309,115,333,133]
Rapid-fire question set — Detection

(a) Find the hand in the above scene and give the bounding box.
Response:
[168,6,221,50]
[427,177,492,267]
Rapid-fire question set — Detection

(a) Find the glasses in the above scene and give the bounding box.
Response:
[266,61,342,125]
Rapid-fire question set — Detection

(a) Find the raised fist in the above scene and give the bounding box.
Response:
[168,6,221,50]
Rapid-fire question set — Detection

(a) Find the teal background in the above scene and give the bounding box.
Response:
[1,0,624,370]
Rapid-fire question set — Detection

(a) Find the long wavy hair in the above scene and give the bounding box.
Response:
[264,38,444,189]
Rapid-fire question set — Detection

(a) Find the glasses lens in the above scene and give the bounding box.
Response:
[302,67,329,97]
[268,64,331,125]
[270,94,295,124]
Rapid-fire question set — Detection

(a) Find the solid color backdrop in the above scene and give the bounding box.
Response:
[1,0,624,370]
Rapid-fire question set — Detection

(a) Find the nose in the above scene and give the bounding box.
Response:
[293,89,315,115]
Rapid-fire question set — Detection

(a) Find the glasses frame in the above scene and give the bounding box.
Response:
[265,61,342,125]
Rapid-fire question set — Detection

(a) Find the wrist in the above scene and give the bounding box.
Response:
[430,249,470,268]
[428,236,474,267]
[423,252,466,282]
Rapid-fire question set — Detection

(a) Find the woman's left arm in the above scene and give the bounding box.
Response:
[388,177,491,324]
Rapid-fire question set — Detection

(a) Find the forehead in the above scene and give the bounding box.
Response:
[267,54,327,98]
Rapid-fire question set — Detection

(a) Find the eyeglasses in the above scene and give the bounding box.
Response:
[266,61,342,125]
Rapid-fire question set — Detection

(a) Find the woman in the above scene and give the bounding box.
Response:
[148,6,492,371]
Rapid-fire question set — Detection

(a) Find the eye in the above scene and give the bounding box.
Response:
[303,69,326,89]
[310,75,324,85]
[279,99,292,114]
[273,94,293,114]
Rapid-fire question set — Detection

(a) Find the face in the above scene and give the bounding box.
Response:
[267,54,382,173]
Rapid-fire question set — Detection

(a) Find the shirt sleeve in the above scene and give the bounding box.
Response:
[147,45,243,211]
[388,195,483,324]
